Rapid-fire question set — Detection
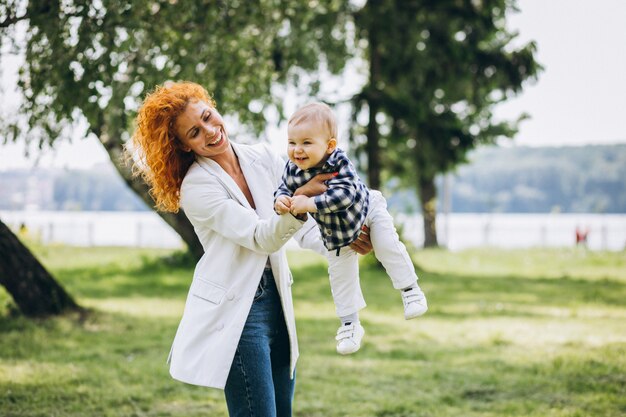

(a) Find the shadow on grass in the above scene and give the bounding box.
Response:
[52,253,195,299]
[290,261,626,321]
[27,247,624,329]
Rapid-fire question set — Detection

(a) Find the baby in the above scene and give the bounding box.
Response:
[274,103,427,355]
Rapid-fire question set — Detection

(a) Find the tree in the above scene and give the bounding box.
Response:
[351,0,540,246]
[0,220,81,316]
[0,0,351,258]
[0,0,354,315]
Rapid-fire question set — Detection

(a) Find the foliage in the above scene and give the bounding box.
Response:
[2,1,542,248]
[1,0,352,143]
[387,144,626,214]
[0,0,355,257]
[349,0,541,245]
[353,0,540,182]
[1,245,625,416]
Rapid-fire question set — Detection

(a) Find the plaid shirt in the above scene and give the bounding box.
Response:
[275,148,370,251]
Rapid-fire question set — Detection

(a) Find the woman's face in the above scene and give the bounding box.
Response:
[174,100,230,158]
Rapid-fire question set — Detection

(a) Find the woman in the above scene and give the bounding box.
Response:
[131,81,371,417]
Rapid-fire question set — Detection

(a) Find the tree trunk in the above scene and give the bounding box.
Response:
[366,99,381,190]
[0,220,81,317]
[418,176,439,248]
[99,133,205,260]
[366,8,382,190]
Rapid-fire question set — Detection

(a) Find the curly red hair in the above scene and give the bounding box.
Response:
[130,81,216,212]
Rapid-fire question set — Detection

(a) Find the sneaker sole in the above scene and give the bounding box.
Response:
[404,306,428,320]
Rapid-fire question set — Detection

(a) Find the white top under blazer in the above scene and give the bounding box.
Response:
[167,142,324,389]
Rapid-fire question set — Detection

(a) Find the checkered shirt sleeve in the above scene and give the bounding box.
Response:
[275,166,297,200]
[274,161,309,206]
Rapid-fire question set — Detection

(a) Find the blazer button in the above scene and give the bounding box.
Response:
[216,324,224,331]
[289,227,296,232]
[326,230,332,236]
[227,293,235,301]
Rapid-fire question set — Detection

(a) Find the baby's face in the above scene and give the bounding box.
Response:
[287,121,334,170]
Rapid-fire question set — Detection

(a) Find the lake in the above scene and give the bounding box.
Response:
[2,210,625,252]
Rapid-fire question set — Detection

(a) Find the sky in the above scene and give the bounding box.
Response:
[1,0,625,171]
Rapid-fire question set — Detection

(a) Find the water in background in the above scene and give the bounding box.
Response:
[396,212,626,251]
[2,210,625,251]
[1,211,181,249]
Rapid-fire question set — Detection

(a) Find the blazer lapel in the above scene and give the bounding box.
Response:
[196,147,252,210]
[236,144,273,219]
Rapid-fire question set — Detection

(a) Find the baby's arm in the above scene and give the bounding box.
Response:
[274,195,292,214]
[274,164,296,215]
[288,172,337,215]
[289,195,317,215]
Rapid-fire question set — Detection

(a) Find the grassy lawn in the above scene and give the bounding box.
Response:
[1,244,625,416]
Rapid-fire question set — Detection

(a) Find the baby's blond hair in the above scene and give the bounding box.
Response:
[288,102,337,139]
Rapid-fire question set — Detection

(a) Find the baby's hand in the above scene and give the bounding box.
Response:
[290,195,317,215]
[275,195,292,214]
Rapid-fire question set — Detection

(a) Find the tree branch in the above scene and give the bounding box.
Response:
[1,9,85,29]
[0,13,29,28]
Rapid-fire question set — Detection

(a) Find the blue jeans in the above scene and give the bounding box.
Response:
[224,268,295,417]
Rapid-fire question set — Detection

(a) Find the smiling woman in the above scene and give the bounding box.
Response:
[131,82,215,213]
[173,101,230,158]
[128,81,370,417]
[131,81,314,416]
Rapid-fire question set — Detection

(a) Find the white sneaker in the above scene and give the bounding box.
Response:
[335,322,365,355]
[402,287,428,319]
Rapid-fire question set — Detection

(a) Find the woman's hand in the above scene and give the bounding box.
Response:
[294,172,337,197]
[349,225,373,255]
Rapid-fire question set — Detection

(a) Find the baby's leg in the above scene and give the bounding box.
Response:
[366,190,428,319]
[366,190,419,289]
[327,246,367,354]
[326,246,366,317]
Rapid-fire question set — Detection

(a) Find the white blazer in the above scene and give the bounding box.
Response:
[168,142,324,389]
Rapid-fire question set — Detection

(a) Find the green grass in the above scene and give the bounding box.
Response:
[1,245,625,416]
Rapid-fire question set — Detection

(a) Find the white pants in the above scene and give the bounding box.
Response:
[326,190,418,317]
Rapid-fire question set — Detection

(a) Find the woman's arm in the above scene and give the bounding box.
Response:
[181,173,304,255]
[290,170,373,255]
[293,172,336,197]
